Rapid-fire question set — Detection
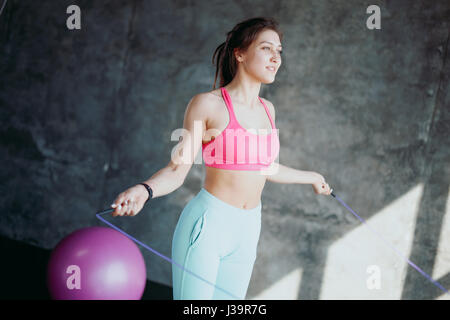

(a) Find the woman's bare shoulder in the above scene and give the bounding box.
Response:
[192,87,222,100]
[201,88,222,101]
[184,89,222,120]
[190,89,222,110]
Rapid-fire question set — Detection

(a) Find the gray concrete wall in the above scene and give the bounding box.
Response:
[0,0,449,299]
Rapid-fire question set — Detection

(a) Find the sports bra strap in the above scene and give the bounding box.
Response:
[221,87,275,130]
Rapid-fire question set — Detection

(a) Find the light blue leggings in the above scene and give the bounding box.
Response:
[171,187,262,300]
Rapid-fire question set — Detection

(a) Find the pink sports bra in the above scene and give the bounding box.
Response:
[201,87,280,170]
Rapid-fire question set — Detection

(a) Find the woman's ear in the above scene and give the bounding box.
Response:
[234,48,243,63]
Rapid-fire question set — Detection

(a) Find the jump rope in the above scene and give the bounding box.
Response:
[96,189,449,299]
[0,0,443,299]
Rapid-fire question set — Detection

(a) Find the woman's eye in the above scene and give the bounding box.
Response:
[263,47,282,55]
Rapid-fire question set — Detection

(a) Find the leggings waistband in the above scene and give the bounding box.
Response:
[196,187,262,216]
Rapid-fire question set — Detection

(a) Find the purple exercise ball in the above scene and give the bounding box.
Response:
[47,226,146,300]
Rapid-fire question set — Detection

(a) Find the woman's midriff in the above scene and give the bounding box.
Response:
[203,166,266,210]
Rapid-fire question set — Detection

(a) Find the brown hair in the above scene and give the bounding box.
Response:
[211,17,283,89]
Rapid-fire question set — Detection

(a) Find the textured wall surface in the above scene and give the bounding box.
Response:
[0,0,449,299]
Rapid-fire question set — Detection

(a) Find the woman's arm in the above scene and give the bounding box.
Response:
[142,94,210,198]
[266,163,320,184]
[261,99,332,195]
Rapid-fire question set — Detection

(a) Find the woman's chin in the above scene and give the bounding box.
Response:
[262,76,276,84]
[254,72,276,84]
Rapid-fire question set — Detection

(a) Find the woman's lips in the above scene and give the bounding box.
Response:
[266,66,276,72]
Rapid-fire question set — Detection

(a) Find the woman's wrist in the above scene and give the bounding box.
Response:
[309,171,323,184]
[138,183,153,202]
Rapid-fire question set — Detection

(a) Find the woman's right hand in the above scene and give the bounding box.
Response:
[110,184,149,217]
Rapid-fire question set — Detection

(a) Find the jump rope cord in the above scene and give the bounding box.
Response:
[96,191,449,299]
[96,209,241,300]
[330,191,449,296]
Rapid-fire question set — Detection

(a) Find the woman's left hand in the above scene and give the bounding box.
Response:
[311,173,333,196]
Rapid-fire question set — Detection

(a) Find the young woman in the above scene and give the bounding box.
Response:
[110,17,332,300]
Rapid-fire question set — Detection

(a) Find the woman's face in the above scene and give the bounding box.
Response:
[235,29,283,84]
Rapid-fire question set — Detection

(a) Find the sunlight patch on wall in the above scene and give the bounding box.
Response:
[251,267,303,300]
[320,184,424,299]
[436,292,450,300]
[433,189,450,300]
